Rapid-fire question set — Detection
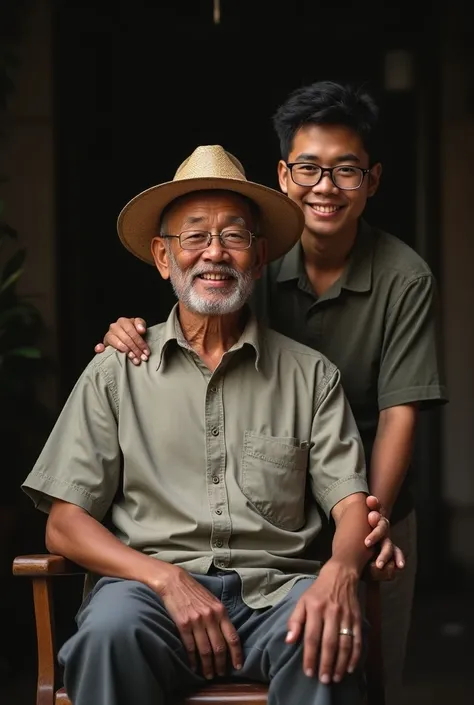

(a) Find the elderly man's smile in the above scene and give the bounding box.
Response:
[195,272,235,288]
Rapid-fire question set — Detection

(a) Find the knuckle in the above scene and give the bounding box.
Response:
[320,658,332,673]
[338,640,352,652]
[305,633,320,646]
[324,636,338,651]
[214,602,225,618]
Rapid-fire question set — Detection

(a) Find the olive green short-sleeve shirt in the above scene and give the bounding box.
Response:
[252,220,448,522]
[22,306,368,609]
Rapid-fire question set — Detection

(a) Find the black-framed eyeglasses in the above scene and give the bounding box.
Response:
[161,228,256,251]
[286,162,371,190]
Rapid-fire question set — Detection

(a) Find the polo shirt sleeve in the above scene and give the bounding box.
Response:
[309,365,368,518]
[21,357,121,521]
[378,273,448,410]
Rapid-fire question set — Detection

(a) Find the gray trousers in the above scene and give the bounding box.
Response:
[58,571,365,705]
[380,510,417,705]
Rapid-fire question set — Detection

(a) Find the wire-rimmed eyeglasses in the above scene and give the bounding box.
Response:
[161,228,256,251]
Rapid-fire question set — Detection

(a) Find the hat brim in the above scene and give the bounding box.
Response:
[117,176,304,265]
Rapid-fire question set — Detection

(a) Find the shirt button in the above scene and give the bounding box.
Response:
[214,539,223,548]
[212,476,220,484]
[215,508,222,515]
[211,427,219,436]
[209,386,217,393]
[216,561,225,568]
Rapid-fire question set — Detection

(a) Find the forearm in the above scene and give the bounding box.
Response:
[370,404,417,517]
[330,495,375,576]
[46,500,174,592]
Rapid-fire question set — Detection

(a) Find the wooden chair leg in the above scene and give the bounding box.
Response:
[31,577,57,705]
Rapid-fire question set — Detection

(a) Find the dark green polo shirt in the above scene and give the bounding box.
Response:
[251,219,448,523]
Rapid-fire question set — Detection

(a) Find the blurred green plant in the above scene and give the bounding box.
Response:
[0,0,49,451]
[0,201,46,416]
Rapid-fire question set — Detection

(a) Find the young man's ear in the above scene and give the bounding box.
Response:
[277,160,289,195]
[368,162,382,198]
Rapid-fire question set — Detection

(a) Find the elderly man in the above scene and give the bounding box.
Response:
[22,145,394,705]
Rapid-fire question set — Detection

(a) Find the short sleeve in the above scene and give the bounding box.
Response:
[378,274,448,410]
[21,359,121,521]
[309,366,368,518]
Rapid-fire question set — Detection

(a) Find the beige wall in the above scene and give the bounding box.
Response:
[0,0,57,411]
[440,10,474,566]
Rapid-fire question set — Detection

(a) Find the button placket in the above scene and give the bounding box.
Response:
[205,378,231,565]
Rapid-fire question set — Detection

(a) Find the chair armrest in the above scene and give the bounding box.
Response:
[12,554,85,577]
[12,554,394,581]
[12,554,85,705]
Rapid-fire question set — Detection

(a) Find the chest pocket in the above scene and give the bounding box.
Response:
[240,431,309,531]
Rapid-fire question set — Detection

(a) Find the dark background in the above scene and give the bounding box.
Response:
[2,2,470,702]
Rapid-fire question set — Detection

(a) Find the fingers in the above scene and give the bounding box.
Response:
[317,610,339,683]
[302,610,323,679]
[365,514,390,548]
[192,620,218,680]
[179,611,242,680]
[286,600,306,645]
[365,495,382,512]
[367,510,381,528]
[103,318,150,364]
[220,618,243,672]
[393,543,405,569]
[194,614,242,679]
[332,625,360,683]
[319,611,362,684]
[178,625,198,673]
[373,537,394,568]
[345,621,363,677]
[134,317,147,333]
[94,343,105,353]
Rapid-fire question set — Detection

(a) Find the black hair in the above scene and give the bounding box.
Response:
[272,80,381,163]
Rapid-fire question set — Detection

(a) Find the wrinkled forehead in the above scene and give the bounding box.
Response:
[161,190,258,230]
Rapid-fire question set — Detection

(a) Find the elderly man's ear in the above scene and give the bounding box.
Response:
[151,237,171,279]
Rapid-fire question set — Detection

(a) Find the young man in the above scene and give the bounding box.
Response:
[22,145,395,705]
[95,82,448,703]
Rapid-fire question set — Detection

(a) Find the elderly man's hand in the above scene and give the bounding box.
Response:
[286,559,362,683]
[156,565,242,679]
[364,495,405,570]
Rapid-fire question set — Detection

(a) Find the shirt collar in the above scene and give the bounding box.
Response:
[156,303,261,371]
[276,219,374,293]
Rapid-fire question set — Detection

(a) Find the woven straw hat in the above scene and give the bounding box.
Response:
[117,145,304,264]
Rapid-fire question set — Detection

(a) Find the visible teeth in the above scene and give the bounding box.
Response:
[313,205,340,213]
[201,274,230,280]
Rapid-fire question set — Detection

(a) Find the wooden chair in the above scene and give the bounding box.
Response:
[13,554,393,705]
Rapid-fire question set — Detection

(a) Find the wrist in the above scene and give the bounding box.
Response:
[322,557,360,582]
[139,557,179,595]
